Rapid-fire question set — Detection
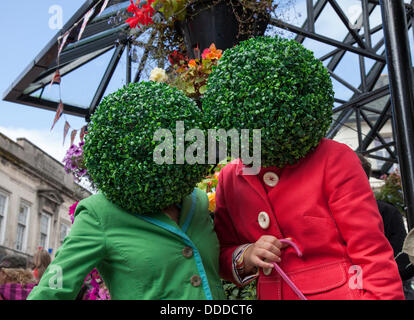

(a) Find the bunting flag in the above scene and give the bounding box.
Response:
[57,31,70,60]
[99,0,110,15]
[49,69,61,88]
[51,100,64,131]
[63,121,70,145]
[70,129,78,147]
[78,8,95,41]
[80,125,87,141]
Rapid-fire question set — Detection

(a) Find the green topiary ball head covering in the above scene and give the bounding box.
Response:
[84,81,209,215]
[202,36,334,168]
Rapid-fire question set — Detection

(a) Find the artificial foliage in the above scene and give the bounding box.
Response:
[223,279,257,300]
[84,81,209,214]
[202,36,335,168]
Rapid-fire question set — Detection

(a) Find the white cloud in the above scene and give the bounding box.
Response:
[0,126,81,163]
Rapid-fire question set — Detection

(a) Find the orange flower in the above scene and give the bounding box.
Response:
[208,193,216,212]
[188,59,198,68]
[214,171,220,181]
[202,43,222,60]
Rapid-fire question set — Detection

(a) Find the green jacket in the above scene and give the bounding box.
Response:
[28,188,225,300]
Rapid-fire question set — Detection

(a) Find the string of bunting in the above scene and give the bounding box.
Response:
[50,0,110,146]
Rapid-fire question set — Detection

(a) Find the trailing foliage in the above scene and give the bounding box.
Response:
[375,170,405,216]
[84,81,209,214]
[202,36,334,168]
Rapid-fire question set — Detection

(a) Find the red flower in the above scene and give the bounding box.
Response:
[126,0,155,29]
[169,50,187,66]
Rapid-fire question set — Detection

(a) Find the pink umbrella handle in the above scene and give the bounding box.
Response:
[280,239,303,257]
[271,262,307,300]
[269,238,307,300]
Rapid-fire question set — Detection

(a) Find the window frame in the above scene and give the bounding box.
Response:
[0,190,10,245]
[39,212,51,250]
[15,201,30,252]
[59,223,70,246]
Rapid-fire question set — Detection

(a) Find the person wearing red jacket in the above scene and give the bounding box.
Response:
[214,139,404,300]
[203,36,404,300]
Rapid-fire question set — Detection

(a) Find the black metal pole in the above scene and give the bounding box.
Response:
[380,0,414,230]
[126,41,131,85]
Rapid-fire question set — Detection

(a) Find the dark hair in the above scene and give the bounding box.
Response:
[356,152,372,178]
[0,255,27,269]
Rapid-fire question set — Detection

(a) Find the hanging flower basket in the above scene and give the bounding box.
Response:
[177,0,269,58]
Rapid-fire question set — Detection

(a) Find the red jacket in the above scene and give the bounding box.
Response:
[214,138,404,300]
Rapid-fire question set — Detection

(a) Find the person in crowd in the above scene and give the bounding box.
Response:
[32,249,51,282]
[0,255,36,300]
[357,153,414,299]
[27,81,225,300]
[204,36,404,300]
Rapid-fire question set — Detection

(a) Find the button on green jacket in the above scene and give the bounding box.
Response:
[27,188,226,300]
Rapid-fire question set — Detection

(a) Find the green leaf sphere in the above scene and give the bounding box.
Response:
[202,36,334,167]
[84,81,209,214]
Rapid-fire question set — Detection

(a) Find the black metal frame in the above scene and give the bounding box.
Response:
[3,0,414,226]
[380,0,414,229]
[269,0,412,177]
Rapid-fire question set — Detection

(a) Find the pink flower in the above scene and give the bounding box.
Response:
[68,201,79,224]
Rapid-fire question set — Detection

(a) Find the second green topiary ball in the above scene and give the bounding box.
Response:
[202,36,334,168]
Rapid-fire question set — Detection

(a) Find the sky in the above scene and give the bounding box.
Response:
[0,0,413,163]
[0,0,88,161]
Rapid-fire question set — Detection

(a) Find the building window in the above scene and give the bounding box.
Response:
[16,203,30,252]
[0,192,9,244]
[39,213,51,250]
[59,223,69,246]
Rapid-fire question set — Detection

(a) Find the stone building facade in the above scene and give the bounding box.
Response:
[0,132,91,263]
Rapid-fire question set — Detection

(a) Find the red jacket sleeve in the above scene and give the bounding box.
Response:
[324,142,404,300]
[214,166,244,286]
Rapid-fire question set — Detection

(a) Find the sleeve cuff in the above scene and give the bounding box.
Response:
[232,244,259,286]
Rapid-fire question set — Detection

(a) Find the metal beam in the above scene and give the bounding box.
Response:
[306,0,315,33]
[87,43,126,120]
[362,0,373,48]
[133,31,157,83]
[326,2,377,72]
[360,109,396,157]
[329,71,363,94]
[25,46,113,96]
[365,141,395,154]
[296,0,328,43]
[380,0,414,230]
[18,95,88,117]
[126,41,132,84]
[360,99,392,150]
[327,108,355,139]
[332,85,390,113]
[38,23,130,81]
[328,0,367,48]
[355,107,363,150]
[269,18,385,62]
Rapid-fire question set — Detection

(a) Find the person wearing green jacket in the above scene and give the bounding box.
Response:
[28,82,225,300]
